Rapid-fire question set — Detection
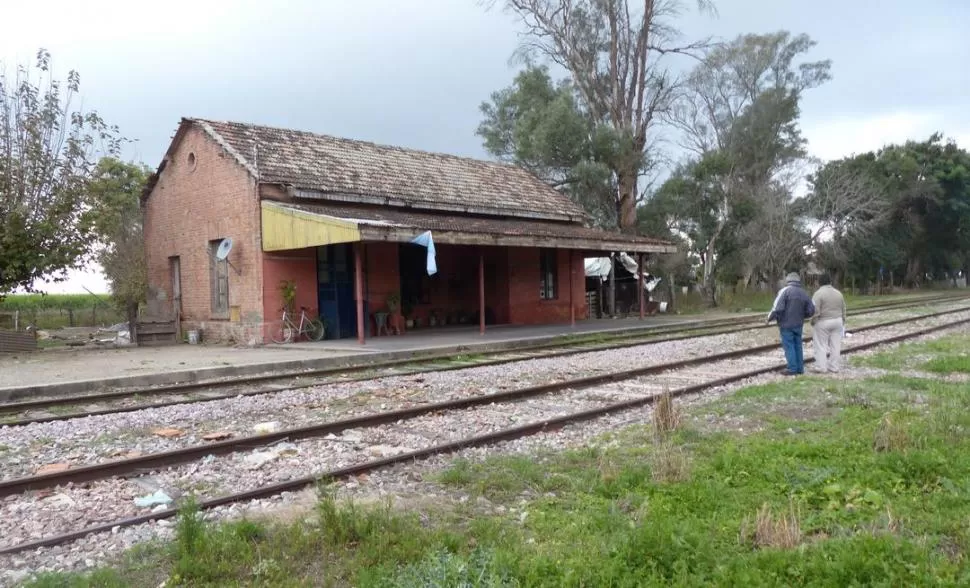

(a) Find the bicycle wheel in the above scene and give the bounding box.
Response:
[270,321,294,344]
[305,318,325,341]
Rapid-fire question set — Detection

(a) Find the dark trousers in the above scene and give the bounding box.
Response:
[779,326,804,374]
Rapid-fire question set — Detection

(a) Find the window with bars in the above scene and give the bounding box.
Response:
[539,248,558,300]
[209,240,229,317]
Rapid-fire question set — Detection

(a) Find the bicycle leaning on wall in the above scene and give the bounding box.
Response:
[271,306,325,343]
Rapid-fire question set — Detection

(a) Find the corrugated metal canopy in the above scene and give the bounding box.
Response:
[260,201,676,254]
[260,201,362,251]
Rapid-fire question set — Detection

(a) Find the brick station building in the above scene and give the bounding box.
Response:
[142,118,674,343]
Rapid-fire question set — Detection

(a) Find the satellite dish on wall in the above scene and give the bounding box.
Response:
[215,238,233,261]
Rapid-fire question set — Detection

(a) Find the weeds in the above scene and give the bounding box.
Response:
[928,401,965,442]
[742,501,802,550]
[873,412,910,452]
[596,452,620,484]
[649,442,691,483]
[653,390,679,438]
[316,482,385,545]
[379,548,513,588]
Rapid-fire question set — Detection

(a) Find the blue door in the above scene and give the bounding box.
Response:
[317,244,359,339]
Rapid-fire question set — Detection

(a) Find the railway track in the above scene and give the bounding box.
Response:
[2,293,965,428]
[1,304,967,557]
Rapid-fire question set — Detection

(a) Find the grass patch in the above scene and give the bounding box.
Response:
[923,355,970,374]
[854,333,970,374]
[675,290,949,314]
[27,373,970,587]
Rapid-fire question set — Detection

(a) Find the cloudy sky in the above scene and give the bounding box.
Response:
[4,0,968,292]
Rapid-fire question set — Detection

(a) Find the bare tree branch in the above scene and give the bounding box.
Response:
[488,0,713,231]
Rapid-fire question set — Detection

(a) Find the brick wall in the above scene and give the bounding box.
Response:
[143,125,263,342]
[145,128,593,344]
[508,247,587,324]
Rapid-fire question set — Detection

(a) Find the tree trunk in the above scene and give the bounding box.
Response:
[742,268,754,292]
[905,258,921,288]
[617,171,638,233]
[126,302,138,346]
[701,272,717,308]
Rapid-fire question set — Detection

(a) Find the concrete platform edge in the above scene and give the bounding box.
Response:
[0,321,701,402]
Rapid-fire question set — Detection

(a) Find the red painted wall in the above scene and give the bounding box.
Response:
[262,248,318,337]
[360,243,586,330]
[364,242,399,313]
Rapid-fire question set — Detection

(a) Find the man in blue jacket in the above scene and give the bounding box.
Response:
[767,272,816,376]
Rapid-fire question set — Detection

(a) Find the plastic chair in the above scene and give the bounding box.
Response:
[374,312,390,336]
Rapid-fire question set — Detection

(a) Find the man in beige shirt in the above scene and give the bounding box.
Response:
[811,274,847,373]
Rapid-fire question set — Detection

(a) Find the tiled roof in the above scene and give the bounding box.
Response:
[191,118,588,222]
[276,201,675,252]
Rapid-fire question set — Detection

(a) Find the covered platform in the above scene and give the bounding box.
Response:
[260,199,677,347]
[0,312,750,400]
[284,313,747,354]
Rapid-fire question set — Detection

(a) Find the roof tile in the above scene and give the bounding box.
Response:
[194,118,588,222]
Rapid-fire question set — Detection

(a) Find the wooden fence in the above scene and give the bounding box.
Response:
[0,329,37,353]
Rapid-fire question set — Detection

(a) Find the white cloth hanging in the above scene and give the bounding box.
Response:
[409,231,437,275]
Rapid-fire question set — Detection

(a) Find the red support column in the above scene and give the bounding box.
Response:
[355,243,365,345]
[638,252,645,320]
[570,249,576,327]
[479,251,485,335]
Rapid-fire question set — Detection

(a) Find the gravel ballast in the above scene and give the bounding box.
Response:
[0,311,967,585]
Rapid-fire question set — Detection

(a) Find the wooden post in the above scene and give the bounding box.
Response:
[355,243,365,345]
[596,279,603,318]
[608,253,616,317]
[479,251,485,335]
[570,249,576,327]
[638,252,645,320]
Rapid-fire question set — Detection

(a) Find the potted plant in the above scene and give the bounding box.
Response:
[280,280,297,313]
[386,292,401,314]
[279,280,297,340]
[402,299,415,329]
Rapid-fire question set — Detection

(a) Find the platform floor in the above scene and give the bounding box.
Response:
[289,314,745,353]
[0,313,752,397]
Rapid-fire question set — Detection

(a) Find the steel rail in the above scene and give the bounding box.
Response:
[2,313,967,556]
[2,295,965,427]
[1,305,966,499]
[4,292,960,412]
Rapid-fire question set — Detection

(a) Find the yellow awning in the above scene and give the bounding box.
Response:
[260,201,362,251]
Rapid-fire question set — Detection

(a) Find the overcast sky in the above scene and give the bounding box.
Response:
[4,0,968,293]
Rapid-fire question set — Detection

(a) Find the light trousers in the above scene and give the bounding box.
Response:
[813,318,843,372]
